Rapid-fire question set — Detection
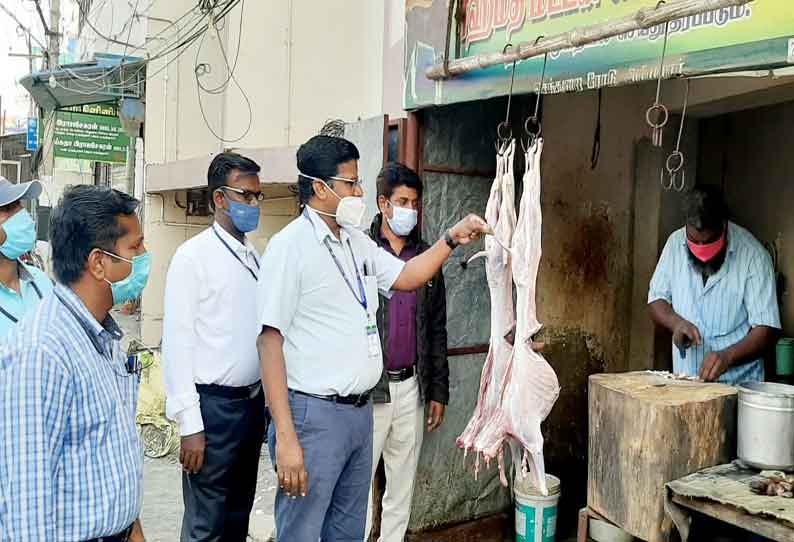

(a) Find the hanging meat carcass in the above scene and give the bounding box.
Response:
[458,138,559,495]
[457,140,517,467]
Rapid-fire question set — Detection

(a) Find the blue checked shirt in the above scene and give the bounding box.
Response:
[648,222,781,385]
[0,283,142,541]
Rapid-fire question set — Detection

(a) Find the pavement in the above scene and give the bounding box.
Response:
[141,451,278,542]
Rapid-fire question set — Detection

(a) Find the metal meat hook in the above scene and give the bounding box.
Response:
[495,43,518,155]
[661,79,690,192]
[646,1,671,148]
[522,36,548,153]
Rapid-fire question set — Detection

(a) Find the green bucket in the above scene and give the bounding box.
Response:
[514,474,560,542]
[776,338,794,376]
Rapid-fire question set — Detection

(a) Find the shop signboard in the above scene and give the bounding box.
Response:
[53,109,129,164]
[26,118,38,151]
[405,0,794,109]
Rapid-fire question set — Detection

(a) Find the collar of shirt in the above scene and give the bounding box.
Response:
[213,222,258,260]
[304,206,351,245]
[54,283,123,347]
[0,262,37,296]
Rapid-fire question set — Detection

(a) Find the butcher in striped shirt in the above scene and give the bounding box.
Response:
[648,184,780,385]
[0,186,148,541]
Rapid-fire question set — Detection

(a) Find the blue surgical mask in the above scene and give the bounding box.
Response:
[101,250,152,305]
[224,198,260,233]
[0,209,36,260]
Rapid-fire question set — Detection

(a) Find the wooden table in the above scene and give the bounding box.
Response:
[666,462,794,542]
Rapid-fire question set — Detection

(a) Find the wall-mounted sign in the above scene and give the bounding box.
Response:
[53,110,129,164]
[26,118,38,151]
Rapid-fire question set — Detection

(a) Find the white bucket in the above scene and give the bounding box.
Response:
[514,474,560,542]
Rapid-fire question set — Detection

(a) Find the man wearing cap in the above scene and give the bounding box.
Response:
[0,177,52,340]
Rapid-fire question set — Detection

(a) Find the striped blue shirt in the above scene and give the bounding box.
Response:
[648,222,781,384]
[0,283,142,541]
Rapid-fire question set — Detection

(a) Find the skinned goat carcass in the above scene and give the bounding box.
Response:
[457,140,517,470]
[458,138,559,495]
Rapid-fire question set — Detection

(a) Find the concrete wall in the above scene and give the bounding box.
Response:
[144,0,403,168]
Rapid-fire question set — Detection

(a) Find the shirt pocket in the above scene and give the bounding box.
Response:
[364,276,380,318]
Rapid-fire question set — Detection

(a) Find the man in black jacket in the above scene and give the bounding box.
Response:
[365,163,448,542]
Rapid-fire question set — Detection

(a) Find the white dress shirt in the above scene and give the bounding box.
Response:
[257,207,405,396]
[163,223,262,436]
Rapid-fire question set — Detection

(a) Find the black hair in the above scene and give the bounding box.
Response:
[377,162,423,200]
[50,185,140,285]
[207,152,261,210]
[296,135,360,205]
[684,184,728,232]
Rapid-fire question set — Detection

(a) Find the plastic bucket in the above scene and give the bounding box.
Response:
[514,474,560,542]
[777,338,794,376]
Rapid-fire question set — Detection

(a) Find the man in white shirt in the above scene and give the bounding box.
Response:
[257,135,488,541]
[163,152,267,541]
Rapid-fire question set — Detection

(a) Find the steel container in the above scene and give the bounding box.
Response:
[738,381,794,471]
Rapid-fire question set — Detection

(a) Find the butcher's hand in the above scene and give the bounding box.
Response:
[180,432,205,474]
[673,319,702,351]
[277,434,308,498]
[427,401,446,432]
[448,214,489,246]
[129,519,145,542]
[700,350,732,382]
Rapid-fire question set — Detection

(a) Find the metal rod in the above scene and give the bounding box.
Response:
[425,0,753,80]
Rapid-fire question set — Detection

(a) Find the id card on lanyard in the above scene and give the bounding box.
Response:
[323,237,381,360]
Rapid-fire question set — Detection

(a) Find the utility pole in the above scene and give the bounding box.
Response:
[49,0,60,68]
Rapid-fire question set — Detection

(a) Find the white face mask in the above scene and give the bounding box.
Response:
[386,202,418,237]
[302,174,366,229]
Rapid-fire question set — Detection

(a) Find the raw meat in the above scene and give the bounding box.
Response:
[457,140,517,464]
[457,138,560,496]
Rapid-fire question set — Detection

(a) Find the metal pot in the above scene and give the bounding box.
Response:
[738,381,794,471]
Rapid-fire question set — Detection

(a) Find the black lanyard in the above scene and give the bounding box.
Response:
[323,238,368,314]
[213,226,259,281]
[0,278,43,324]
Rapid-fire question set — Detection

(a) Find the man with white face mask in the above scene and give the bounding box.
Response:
[0,177,52,340]
[364,162,448,542]
[257,135,488,541]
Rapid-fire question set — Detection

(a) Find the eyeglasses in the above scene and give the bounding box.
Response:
[221,186,265,204]
[328,176,363,190]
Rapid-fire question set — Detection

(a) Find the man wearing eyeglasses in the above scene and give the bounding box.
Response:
[163,152,268,541]
[257,135,489,541]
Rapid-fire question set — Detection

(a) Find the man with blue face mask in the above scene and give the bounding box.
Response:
[0,184,148,542]
[365,163,448,542]
[0,176,52,339]
[163,152,267,541]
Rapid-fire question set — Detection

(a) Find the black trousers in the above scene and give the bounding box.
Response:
[181,385,267,542]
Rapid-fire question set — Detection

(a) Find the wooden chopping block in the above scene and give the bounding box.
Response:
[588,372,737,542]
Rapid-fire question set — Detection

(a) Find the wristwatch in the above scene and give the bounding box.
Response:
[444,229,459,250]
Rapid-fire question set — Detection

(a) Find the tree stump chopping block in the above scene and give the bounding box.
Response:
[588,372,737,542]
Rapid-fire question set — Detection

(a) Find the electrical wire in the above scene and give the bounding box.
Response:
[194,0,251,143]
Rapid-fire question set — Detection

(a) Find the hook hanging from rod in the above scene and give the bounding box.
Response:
[495,43,518,156]
[645,1,672,148]
[661,79,689,192]
[522,35,548,153]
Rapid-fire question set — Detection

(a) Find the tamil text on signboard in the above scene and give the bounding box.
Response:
[53,110,129,164]
[405,0,794,108]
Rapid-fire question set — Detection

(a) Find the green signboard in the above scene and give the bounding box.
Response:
[405,0,794,109]
[53,110,129,163]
